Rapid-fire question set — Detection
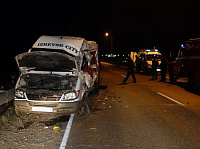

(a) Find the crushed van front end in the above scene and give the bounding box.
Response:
[14,51,83,117]
[14,73,81,117]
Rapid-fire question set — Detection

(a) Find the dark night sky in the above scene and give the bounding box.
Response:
[2,0,200,71]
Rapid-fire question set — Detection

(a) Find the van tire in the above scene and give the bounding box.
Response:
[75,100,90,120]
[75,94,92,120]
[84,93,94,112]
[92,80,99,96]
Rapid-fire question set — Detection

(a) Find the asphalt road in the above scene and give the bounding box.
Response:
[66,62,200,148]
[1,62,200,149]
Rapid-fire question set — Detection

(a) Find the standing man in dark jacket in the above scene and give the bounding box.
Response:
[123,57,137,83]
[159,56,168,82]
[151,56,159,80]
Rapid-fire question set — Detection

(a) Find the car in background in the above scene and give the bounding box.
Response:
[135,49,162,73]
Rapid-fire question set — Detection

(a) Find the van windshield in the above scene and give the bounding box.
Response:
[146,54,161,61]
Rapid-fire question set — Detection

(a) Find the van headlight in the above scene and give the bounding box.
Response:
[15,90,26,99]
[60,91,79,101]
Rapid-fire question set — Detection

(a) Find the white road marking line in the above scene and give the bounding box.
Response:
[59,114,74,149]
[157,92,185,106]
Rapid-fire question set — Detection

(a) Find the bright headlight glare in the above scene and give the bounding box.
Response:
[61,91,78,101]
[15,90,25,99]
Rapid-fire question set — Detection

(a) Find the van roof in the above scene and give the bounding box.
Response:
[32,35,98,56]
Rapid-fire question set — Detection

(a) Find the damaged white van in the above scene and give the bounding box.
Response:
[14,36,99,119]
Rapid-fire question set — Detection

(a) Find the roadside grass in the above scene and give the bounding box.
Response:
[0,101,17,130]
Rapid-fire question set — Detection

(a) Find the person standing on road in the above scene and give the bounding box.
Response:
[136,55,141,73]
[150,56,159,80]
[123,56,137,83]
[168,57,178,83]
[159,56,168,82]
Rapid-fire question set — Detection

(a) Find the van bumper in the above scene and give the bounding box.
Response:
[14,99,80,116]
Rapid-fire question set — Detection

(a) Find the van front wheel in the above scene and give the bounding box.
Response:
[75,100,91,120]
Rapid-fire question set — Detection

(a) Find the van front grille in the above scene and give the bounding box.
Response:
[27,94,61,101]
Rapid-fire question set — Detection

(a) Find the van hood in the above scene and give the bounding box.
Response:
[15,51,77,73]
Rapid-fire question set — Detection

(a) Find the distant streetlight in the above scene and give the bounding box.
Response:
[105,32,113,53]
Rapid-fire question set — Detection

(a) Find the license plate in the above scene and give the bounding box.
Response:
[156,68,161,71]
[32,106,53,112]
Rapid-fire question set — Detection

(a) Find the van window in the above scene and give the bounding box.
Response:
[146,54,161,61]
